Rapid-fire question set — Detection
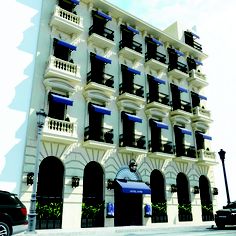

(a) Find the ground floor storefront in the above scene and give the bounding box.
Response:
[20,140,217,229]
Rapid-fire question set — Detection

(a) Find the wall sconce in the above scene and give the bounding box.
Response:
[171,184,177,193]
[129,159,137,172]
[144,204,152,217]
[107,179,115,190]
[71,176,80,188]
[27,172,34,185]
[193,186,200,194]
[106,202,114,218]
[213,187,218,195]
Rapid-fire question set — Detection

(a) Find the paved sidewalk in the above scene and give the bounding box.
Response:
[18,222,215,236]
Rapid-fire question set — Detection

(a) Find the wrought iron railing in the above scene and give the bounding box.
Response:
[147,92,170,106]
[171,100,192,113]
[89,25,114,41]
[168,61,188,74]
[84,126,113,144]
[119,39,142,53]
[119,83,144,97]
[148,140,174,154]
[119,134,146,149]
[175,144,196,158]
[145,51,166,64]
[87,71,114,88]
[184,31,202,51]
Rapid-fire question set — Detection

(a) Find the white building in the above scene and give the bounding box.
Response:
[2,0,218,229]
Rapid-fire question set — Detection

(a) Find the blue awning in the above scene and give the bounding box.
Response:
[174,49,185,57]
[151,76,166,84]
[199,94,207,100]
[91,104,111,115]
[179,127,192,135]
[127,25,139,35]
[116,180,151,194]
[191,32,200,39]
[178,86,188,93]
[199,133,212,140]
[125,113,142,123]
[95,54,112,64]
[70,0,80,5]
[152,120,168,130]
[96,11,112,21]
[127,67,141,75]
[194,59,203,66]
[151,37,163,46]
[57,40,77,51]
[51,94,73,106]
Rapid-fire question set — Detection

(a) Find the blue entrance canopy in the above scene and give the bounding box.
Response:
[51,94,73,106]
[116,180,151,194]
[95,54,112,64]
[91,104,111,115]
[151,76,166,84]
[152,120,168,130]
[127,25,139,35]
[96,11,112,21]
[57,40,77,51]
[178,86,188,93]
[127,67,141,75]
[125,113,142,123]
[179,127,192,135]
[151,37,163,46]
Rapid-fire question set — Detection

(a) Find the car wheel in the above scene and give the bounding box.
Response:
[0,222,10,236]
[216,223,225,229]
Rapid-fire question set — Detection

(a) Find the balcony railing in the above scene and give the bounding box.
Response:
[119,134,146,149]
[169,61,188,74]
[184,32,202,52]
[119,40,142,54]
[56,6,80,24]
[175,144,196,158]
[145,51,166,64]
[87,71,114,88]
[84,126,113,144]
[46,117,74,133]
[148,140,174,154]
[197,149,216,162]
[89,25,114,41]
[172,100,192,113]
[192,106,211,118]
[119,83,144,98]
[147,92,170,106]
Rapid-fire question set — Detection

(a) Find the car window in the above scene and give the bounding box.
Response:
[0,194,17,205]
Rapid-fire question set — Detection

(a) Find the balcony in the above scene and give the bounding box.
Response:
[44,56,80,84]
[147,92,170,106]
[119,83,144,98]
[168,61,188,79]
[148,140,174,159]
[119,134,147,154]
[83,126,115,150]
[197,149,218,165]
[184,31,202,52]
[174,145,197,162]
[50,6,83,35]
[170,100,192,118]
[119,40,144,62]
[188,69,208,88]
[87,71,114,88]
[88,25,115,51]
[192,106,212,123]
[145,51,168,72]
[42,117,77,144]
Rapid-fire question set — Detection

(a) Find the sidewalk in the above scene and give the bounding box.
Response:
[18,222,215,236]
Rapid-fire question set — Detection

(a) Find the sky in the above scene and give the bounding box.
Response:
[107,0,236,207]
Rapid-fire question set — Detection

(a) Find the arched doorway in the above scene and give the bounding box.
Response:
[81,161,104,228]
[176,173,192,222]
[150,170,168,223]
[36,156,64,229]
[199,175,214,221]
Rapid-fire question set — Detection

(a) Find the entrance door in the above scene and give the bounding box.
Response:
[114,190,142,226]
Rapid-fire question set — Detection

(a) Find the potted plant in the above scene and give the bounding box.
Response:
[178,203,192,222]
[151,202,168,223]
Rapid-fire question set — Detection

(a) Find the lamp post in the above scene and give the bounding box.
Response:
[218,149,231,205]
[27,109,47,233]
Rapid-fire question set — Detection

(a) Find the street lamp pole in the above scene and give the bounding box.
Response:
[27,109,47,233]
[218,149,231,205]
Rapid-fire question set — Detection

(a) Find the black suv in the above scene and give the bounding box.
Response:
[0,190,28,236]
[215,201,236,229]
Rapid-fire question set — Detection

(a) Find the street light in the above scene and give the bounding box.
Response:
[27,109,47,233]
[218,149,231,205]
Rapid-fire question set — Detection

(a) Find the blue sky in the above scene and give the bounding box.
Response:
[107,0,236,207]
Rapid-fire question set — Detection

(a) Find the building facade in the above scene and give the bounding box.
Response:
[20,0,218,229]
